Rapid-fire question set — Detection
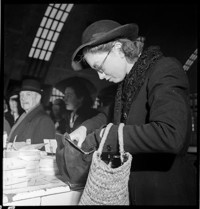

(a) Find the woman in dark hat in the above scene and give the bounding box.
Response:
[69,20,196,205]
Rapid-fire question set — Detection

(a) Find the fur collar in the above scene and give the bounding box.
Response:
[114,46,163,124]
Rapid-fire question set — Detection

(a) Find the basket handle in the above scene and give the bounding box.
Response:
[97,123,125,163]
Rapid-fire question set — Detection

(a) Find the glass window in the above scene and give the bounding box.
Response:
[28,4,74,61]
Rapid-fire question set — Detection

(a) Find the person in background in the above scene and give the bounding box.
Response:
[51,98,68,134]
[3,98,11,148]
[7,89,24,126]
[69,20,196,205]
[4,97,14,128]
[7,78,55,145]
[44,101,53,116]
[4,117,11,135]
[64,77,100,133]
[97,84,118,123]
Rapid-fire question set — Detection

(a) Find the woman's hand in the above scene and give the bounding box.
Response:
[69,126,87,148]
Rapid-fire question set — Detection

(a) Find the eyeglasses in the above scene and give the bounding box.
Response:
[93,45,114,74]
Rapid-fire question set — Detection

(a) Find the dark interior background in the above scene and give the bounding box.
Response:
[3,3,198,102]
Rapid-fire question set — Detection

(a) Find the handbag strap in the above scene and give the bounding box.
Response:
[97,123,125,163]
[118,123,125,163]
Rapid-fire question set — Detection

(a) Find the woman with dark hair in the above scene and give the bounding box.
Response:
[64,77,99,133]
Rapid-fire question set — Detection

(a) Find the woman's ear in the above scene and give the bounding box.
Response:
[113,42,124,58]
[113,42,122,50]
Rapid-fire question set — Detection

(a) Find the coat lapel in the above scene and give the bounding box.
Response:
[7,104,42,142]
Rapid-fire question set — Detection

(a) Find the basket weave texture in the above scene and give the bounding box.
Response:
[79,123,132,205]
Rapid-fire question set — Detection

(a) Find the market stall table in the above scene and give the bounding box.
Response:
[3,174,83,206]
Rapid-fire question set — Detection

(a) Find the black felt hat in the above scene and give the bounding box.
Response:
[72,20,139,71]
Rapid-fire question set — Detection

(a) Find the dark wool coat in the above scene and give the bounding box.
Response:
[82,52,197,205]
[8,104,56,144]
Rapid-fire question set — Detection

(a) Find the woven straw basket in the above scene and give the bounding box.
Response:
[79,123,132,205]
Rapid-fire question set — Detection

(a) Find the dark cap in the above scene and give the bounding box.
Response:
[20,79,42,94]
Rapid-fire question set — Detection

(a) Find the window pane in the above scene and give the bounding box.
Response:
[41,29,49,39]
[43,40,50,50]
[51,20,58,30]
[61,4,67,10]
[38,39,44,48]
[61,13,68,22]
[32,38,39,47]
[36,28,42,37]
[46,18,53,28]
[54,4,61,8]
[34,49,41,59]
[39,50,46,60]
[55,10,63,20]
[57,22,64,32]
[50,8,57,18]
[41,17,47,27]
[29,48,35,57]
[47,30,54,40]
[45,6,52,16]
[49,42,55,51]
[45,51,51,61]
[66,4,73,12]
[52,32,59,42]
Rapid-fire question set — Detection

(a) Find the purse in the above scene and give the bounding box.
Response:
[79,123,133,205]
[55,132,95,188]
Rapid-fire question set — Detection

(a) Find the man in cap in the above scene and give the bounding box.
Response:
[7,78,55,145]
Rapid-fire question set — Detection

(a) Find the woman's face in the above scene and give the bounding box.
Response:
[64,87,83,111]
[84,44,128,83]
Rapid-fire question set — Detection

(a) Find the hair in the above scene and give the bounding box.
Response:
[52,98,67,120]
[64,79,94,111]
[83,36,145,63]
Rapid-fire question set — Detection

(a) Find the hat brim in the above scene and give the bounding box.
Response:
[71,23,138,71]
[20,88,42,94]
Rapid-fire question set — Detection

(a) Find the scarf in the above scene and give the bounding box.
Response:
[114,46,163,124]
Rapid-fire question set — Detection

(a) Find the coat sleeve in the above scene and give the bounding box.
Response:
[101,57,192,154]
[81,112,108,134]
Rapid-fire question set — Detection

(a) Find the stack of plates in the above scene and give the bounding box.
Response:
[19,150,41,178]
[4,150,20,158]
[3,158,28,189]
[39,156,59,176]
